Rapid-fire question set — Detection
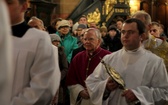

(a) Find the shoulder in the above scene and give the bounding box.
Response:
[145,50,165,72]
[52,45,58,51]
[156,38,163,46]
[13,28,51,51]
[70,34,77,40]
[103,49,121,60]
[159,39,168,48]
[27,28,49,38]
[143,48,164,65]
[65,33,77,41]
[149,35,163,46]
[73,50,86,59]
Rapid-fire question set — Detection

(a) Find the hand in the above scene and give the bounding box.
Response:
[79,88,90,99]
[122,89,138,103]
[106,77,119,91]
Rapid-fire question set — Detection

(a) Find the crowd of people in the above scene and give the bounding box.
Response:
[1,0,168,105]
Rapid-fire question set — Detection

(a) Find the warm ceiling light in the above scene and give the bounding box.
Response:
[129,0,139,15]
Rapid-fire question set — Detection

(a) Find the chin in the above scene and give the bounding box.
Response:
[86,49,93,52]
[85,48,91,51]
[122,43,128,47]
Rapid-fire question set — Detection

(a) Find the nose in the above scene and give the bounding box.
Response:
[122,32,129,38]
[150,31,155,35]
[150,31,154,34]
[84,39,90,43]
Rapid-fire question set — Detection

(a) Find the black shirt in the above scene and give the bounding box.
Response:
[12,22,31,37]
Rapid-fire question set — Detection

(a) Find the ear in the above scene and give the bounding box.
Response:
[21,1,28,12]
[140,33,145,41]
[147,24,152,31]
[98,38,102,45]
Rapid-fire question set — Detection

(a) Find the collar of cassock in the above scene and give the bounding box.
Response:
[87,47,102,57]
[12,21,31,38]
[124,47,140,52]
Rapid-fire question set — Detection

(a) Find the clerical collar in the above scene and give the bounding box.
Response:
[12,21,31,38]
[87,47,101,57]
[124,47,140,52]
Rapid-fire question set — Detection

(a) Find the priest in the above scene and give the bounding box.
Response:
[5,0,60,104]
[66,28,111,105]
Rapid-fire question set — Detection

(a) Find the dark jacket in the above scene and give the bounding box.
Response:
[58,46,68,82]
[103,34,123,52]
[71,45,85,61]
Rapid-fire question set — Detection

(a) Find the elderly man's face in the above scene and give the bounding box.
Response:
[83,29,100,53]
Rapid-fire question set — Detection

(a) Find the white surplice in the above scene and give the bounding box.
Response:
[0,1,13,105]
[68,84,94,105]
[10,28,60,105]
[86,47,168,105]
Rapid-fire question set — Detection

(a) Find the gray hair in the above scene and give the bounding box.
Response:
[131,10,151,26]
[84,28,103,43]
[28,16,44,27]
[151,21,160,27]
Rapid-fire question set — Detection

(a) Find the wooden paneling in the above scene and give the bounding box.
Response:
[28,0,57,26]
[53,0,80,19]
[140,1,150,13]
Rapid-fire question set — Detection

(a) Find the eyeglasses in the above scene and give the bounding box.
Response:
[121,30,138,35]
[83,38,96,42]
[150,29,157,33]
[79,34,84,37]
[60,26,69,29]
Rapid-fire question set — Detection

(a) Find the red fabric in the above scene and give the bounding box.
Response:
[66,47,111,88]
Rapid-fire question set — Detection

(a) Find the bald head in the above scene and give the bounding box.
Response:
[28,16,45,31]
[131,10,152,40]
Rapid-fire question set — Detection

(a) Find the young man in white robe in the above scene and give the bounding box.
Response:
[5,0,61,104]
[86,18,168,105]
[0,1,13,105]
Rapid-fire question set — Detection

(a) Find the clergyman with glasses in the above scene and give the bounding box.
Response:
[66,28,111,105]
[85,18,168,105]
